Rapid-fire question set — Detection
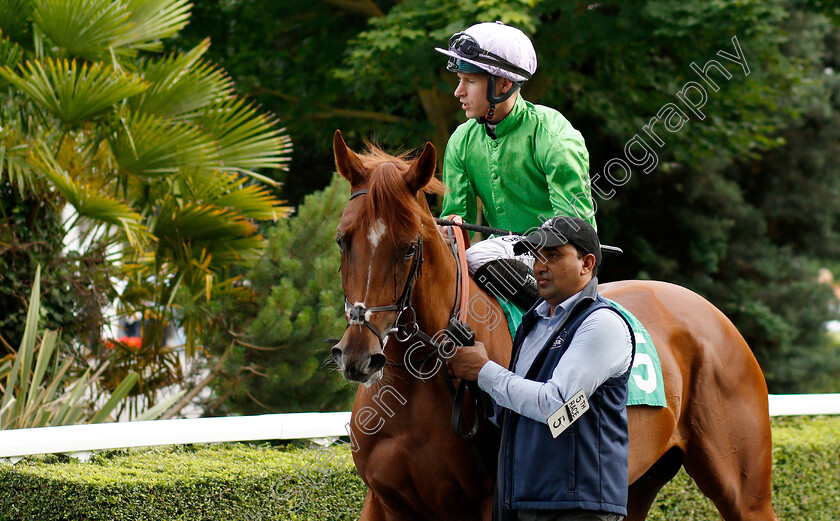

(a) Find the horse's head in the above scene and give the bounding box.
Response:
[331,130,443,384]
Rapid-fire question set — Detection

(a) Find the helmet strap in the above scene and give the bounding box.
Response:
[476,75,524,139]
[485,103,496,121]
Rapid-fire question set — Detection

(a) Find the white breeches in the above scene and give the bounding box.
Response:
[465,235,535,275]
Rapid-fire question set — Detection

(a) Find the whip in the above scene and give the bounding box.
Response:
[434,218,624,255]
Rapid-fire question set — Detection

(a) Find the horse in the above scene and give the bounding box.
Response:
[330,130,777,521]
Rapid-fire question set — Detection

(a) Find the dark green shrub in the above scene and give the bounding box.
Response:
[0,443,365,521]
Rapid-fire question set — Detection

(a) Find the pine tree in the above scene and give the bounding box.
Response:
[213,174,355,413]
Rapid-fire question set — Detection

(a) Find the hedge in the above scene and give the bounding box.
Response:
[0,416,837,520]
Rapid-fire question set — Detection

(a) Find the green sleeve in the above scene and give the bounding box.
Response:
[539,133,597,231]
[440,134,477,224]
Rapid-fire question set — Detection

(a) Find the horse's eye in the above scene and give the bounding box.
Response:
[336,236,344,252]
[404,244,417,259]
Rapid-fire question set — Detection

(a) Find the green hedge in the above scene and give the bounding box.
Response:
[0,444,365,521]
[1,417,837,520]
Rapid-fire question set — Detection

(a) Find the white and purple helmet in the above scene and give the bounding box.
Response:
[435,21,537,84]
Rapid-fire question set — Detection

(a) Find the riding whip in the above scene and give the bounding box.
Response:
[434,218,624,255]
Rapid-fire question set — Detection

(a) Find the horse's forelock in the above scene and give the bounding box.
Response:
[353,145,441,243]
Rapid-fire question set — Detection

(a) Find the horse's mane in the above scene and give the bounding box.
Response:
[353,143,444,243]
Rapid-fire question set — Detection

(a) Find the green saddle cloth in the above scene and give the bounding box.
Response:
[496,298,667,408]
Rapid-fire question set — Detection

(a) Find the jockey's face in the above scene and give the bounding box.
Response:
[453,72,490,119]
[453,72,515,122]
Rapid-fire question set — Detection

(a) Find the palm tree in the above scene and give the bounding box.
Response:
[0,0,292,411]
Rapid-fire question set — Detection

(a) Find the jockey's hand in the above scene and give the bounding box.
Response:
[447,341,489,381]
[437,224,453,245]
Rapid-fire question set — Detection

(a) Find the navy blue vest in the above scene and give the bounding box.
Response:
[495,279,634,519]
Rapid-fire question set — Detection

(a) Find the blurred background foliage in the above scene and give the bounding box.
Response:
[173,0,840,407]
[0,0,290,422]
[3,0,840,420]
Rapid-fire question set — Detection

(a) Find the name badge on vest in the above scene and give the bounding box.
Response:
[547,389,590,438]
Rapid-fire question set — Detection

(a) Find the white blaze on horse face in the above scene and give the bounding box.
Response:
[365,219,387,299]
[368,218,387,248]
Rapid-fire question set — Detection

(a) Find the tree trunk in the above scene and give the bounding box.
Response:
[417,86,457,171]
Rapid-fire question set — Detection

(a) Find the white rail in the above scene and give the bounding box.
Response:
[0,395,837,459]
[767,393,840,417]
[0,412,350,459]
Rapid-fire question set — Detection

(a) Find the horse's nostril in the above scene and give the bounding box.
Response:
[332,347,344,367]
[369,353,386,373]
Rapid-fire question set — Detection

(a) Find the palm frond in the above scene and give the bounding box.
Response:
[110,110,218,177]
[33,143,148,246]
[0,0,32,40]
[0,31,23,73]
[189,171,290,220]
[206,235,267,267]
[130,38,233,119]
[111,0,191,51]
[0,130,38,197]
[199,95,293,173]
[213,182,290,221]
[32,0,132,60]
[0,58,148,125]
[154,202,257,244]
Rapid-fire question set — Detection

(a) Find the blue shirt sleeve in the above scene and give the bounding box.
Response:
[477,308,632,424]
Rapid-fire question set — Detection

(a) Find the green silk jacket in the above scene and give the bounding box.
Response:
[441,95,596,234]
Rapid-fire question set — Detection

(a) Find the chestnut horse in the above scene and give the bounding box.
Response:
[330,130,777,521]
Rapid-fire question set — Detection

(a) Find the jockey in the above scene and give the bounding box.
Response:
[435,21,596,310]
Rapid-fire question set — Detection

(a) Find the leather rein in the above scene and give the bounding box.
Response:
[341,189,487,442]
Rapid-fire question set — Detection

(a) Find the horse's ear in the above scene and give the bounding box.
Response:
[333,130,366,187]
[404,142,436,195]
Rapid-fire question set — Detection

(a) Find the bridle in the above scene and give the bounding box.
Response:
[341,189,427,354]
[339,189,489,447]
[342,232,425,352]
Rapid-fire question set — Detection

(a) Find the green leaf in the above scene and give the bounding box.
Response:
[35,357,74,426]
[110,110,218,176]
[134,389,186,421]
[199,95,293,173]
[0,0,32,40]
[0,31,23,73]
[0,140,37,197]
[90,371,139,423]
[0,58,148,125]
[13,264,42,423]
[50,368,91,426]
[213,183,290,221]
[111,0,192,51]
[191,171,289,220]
[130,38,232,119]
[34,143,147,246]
[154,202,257,243]
[32,0,133,60]
[0,359,11,382]
[25,329,58,415]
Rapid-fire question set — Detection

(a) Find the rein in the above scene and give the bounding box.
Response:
[340,189,487,444]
